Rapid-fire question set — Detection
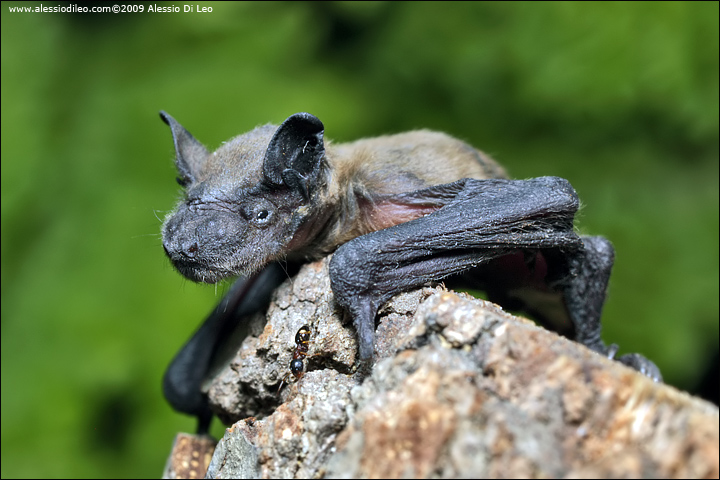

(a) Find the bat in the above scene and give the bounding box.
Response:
[159,111,661,433]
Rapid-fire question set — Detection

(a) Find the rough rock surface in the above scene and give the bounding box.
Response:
[189,257,718,478]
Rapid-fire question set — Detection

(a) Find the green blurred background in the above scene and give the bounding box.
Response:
[2,1,717,477]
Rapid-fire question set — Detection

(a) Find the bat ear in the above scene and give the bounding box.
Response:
[263,112,325,199]
[160,111,208,187]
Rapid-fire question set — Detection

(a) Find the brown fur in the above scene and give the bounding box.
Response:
[306,130,507,255]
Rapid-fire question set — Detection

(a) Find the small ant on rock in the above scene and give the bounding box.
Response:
[277,324,312,392]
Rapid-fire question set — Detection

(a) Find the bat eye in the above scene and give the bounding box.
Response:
[252,207,273,226]
[242,199,275,227]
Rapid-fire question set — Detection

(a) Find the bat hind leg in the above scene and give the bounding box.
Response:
[329,177,661,381]
[561,236,662,381]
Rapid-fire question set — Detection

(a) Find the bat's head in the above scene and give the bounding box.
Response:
[160,111,329,283]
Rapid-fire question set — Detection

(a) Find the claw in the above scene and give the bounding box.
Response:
[617,353,663,382]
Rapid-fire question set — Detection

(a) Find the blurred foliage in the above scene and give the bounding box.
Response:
[1,1,717,477]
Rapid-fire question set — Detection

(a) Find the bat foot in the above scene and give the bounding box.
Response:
[604,343,662,382]
[353,356,374,377]
[617,353,663,382]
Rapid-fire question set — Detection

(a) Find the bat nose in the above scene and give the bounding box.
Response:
[163,213,231,260]
[162,216,201,260]
[161,208,244,283]
[163,235,200,260]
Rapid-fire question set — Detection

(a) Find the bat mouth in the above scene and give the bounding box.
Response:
[171,260,234,284]
[163,245,236,284]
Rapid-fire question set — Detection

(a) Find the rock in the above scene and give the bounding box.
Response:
[201,257,719,479]
[162,433,216,479]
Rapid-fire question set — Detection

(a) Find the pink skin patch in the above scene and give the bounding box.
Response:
[366,200,441,231]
